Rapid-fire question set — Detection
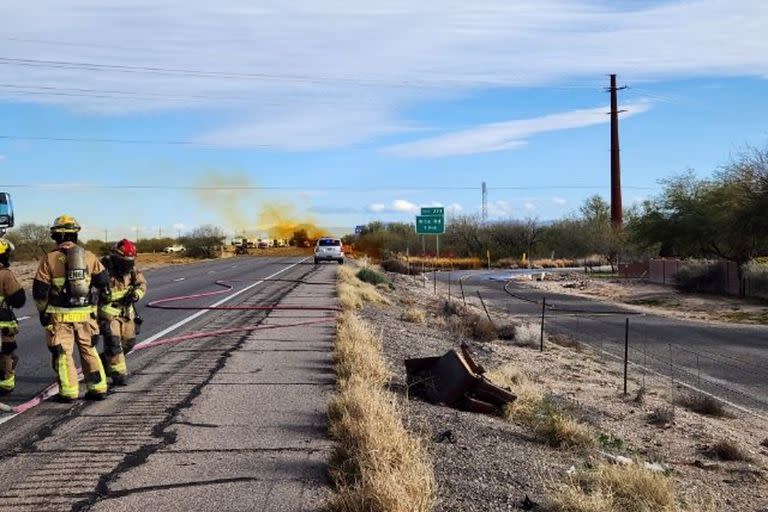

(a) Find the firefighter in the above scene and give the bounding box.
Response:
[0,239,26,394]
[32,215,111,401]
[98,239,147,386]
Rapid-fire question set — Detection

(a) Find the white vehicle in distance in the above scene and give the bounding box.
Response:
[314,238,344,265]
[163,244,186,253]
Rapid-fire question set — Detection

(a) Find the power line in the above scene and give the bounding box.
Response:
[0,55,604,91]
[0,183,655,192]
[0,134,240,147]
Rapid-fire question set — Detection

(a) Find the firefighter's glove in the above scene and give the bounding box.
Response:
[98,288,112,305]
[126,288,140,303]
[38,311,52,327]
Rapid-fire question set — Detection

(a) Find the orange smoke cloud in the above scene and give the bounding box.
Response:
[194,171,329,240]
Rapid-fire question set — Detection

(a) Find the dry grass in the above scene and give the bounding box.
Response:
[674,392,727,417]
[406,257,483,270]
[551,463,678,512]
[401,307,426,324]
[512,322,544,348]
[327,377,436,512]
[335,311,391,388]
[706,440,752,462]
[647,406,676,426]
[489,365,593,449]
[328,311,435,512]
[338,265,390,310]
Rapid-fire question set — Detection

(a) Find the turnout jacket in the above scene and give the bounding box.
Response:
[32,243,109,322]
[98,256,147,320]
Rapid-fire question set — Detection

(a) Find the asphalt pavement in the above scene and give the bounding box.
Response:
[0,256,337,511]
[437,270,768,418]
[6,256,301,405]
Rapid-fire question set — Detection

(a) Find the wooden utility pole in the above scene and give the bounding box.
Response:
[608,74,627,228]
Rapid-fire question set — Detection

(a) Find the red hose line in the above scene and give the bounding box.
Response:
[4,277,338,415]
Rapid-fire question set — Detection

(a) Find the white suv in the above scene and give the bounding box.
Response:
[314,238,344,265]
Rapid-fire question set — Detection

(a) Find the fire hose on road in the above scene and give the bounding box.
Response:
[1,277,339,415]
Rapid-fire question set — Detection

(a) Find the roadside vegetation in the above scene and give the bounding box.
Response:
[329,265,435,512]
[337,265,390,309]
[5,222,229,259]
[346,146,768,298]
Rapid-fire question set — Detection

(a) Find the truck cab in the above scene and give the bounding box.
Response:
[0,193,14,232]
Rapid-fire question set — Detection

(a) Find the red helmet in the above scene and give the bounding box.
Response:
[111,239,137,259]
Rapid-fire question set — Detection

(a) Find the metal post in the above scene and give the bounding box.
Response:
[477,291,493,325]
[436,235,440,259]
[448,271,452,300]
[623,318,629,396]
[406,246,410,276]
[459,277,466,305]
[433,269,437,294]
[540,297,546,352]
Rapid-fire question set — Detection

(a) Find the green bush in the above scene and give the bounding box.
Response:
[179,225,226,259]
[356,267,388,286]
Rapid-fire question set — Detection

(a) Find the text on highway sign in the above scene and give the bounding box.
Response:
[416,215,445,234]
[420,207,444,216]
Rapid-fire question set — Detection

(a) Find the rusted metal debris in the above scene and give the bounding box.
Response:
[405,344,516,415]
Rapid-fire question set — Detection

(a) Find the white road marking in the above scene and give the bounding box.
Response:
[173,277,186,282]
[133,257,309,350]
[0,257,311,426]
[16,316,30,322]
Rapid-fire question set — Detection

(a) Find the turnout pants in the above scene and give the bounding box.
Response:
[0,334,18,393]
[46,319,108,399]
[102,317,137,377]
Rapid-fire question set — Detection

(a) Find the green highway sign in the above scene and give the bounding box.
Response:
[420,207,444,216]
[416,215,445,234]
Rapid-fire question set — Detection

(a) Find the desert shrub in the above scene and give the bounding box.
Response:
[356,267,388,286]
[439,299,466,317]
[401,307,426,324]
[707,440,751,462]
[469,316,497,342]
[647,406,675,426]
[380,259,415,275]
[513,322,544,347]
[675,392,727,417]
[497,324,516,341]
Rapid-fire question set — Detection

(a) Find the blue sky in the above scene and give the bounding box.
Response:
[1,0,768,239]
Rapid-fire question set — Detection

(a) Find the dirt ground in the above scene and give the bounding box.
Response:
[521,274,768,326]
[361,269,768,511]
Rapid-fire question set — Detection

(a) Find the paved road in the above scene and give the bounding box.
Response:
[5,256,301,405]
[437,270,768,418]
[0,257,336,511]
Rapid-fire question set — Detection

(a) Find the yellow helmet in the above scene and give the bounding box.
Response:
[0,238,14,257]
[51,214,81,234]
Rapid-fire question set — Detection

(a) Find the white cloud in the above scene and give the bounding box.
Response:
[0,155,5,162]
[488,200,514,218]
[1,1,766,149]
[368,203,386,213]
[392,199,418,213]
[386,102,650,157]
[552,196,567,206]
[367,199,421,214]
[446,203,463,215]
[524,202,536,211]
